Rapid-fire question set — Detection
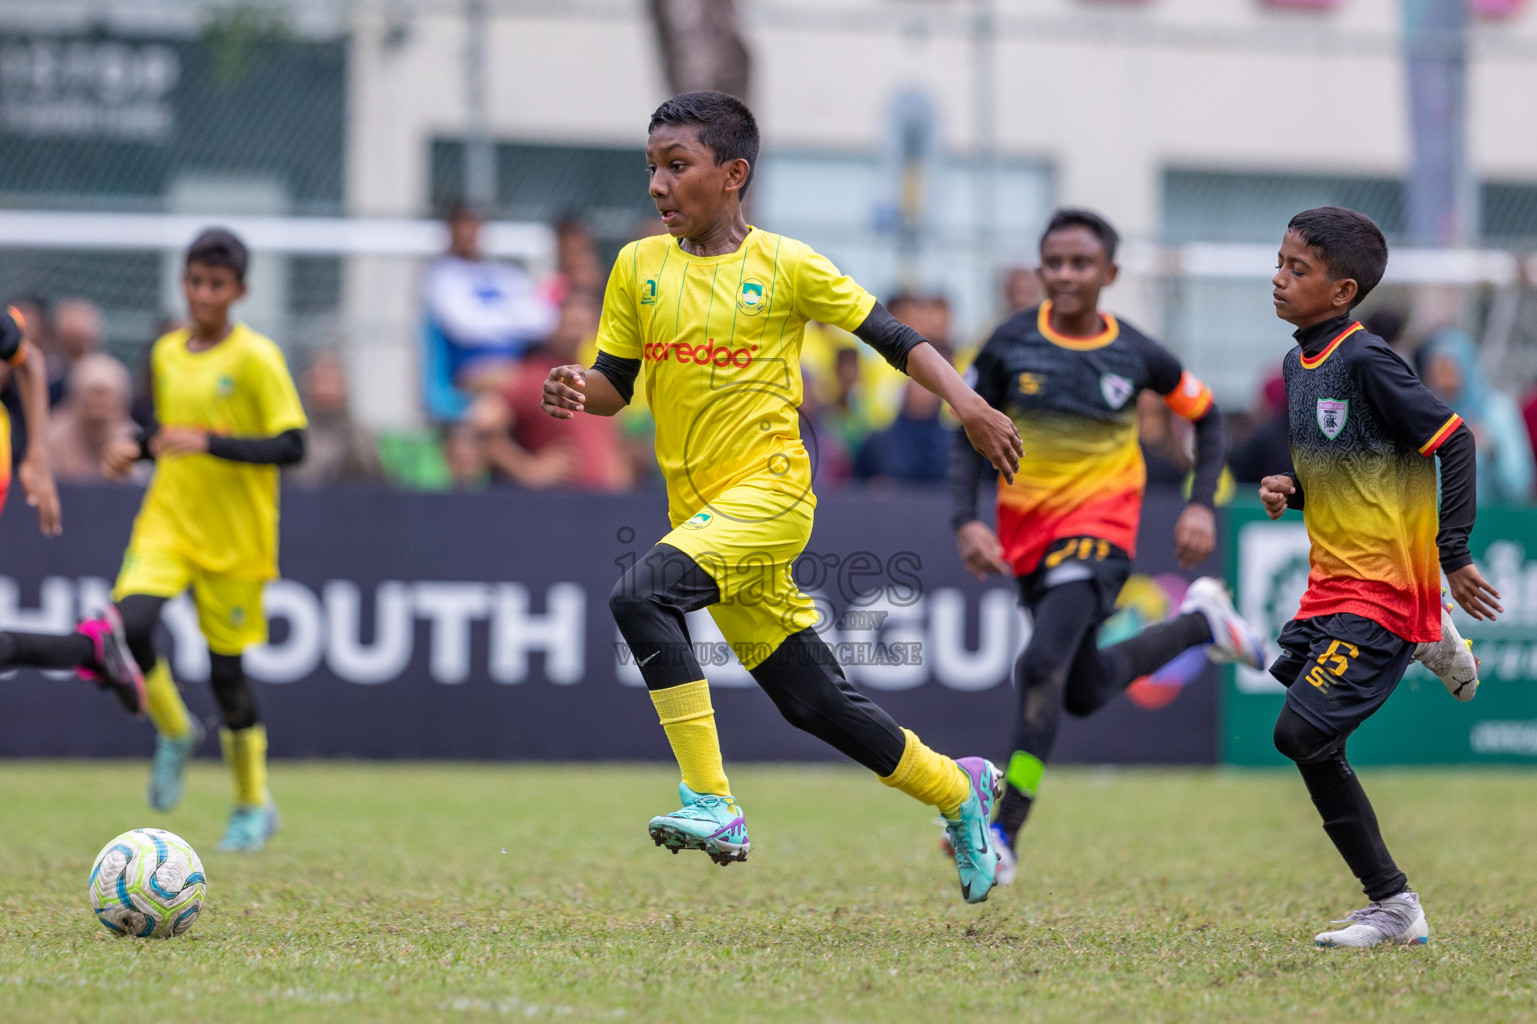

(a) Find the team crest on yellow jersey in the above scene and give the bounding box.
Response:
[738,280,766,315]
[217,374,235,397]
[682,511,713,530]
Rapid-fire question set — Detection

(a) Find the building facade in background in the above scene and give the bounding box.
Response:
[3,0,1537,425]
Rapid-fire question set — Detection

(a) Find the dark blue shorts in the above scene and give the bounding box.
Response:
[1268,613,1414,740]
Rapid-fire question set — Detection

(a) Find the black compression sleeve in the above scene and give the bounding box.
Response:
[1188,406,1225,509]
[136,421,159,461]
[592,352,639,405]
[948,427,992,531]
[852,302,924,373]
[1286,471,1305,510]
[206,428,306,466]
[947,337,1009,531]
[1434,426,1476,573]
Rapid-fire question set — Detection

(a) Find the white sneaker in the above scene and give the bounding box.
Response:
[1413,597,1479,702]
[1315,890,1430,947]
[1181,577,1266,669]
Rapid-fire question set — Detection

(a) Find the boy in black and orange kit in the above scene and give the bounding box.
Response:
[1262,207,1498,947]
[949,209,1266,885]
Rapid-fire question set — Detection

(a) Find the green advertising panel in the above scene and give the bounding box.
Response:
[1223,501,1537,766]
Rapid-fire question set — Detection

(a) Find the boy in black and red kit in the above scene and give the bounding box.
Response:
[1262,206,1500,947]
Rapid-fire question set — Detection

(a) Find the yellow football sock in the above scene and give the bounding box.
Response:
[880,728,971,818]
[143,660,193,740]
[220,725,269,808]
[650,679,731,798]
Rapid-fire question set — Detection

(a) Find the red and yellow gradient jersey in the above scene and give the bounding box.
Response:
[968,302,1213,575]
[596,227,876,526]
[1284,317,1463,642]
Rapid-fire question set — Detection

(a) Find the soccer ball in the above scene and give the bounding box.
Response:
[88,828,207,939]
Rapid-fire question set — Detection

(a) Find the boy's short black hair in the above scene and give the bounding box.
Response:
[186,227,249,282]
[1286,206,1388,306]
[648,91,760,196]
[1040,208,1119,262]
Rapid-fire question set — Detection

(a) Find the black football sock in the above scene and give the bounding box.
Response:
[1060,612,1213,717]
[1100,612,1211,687]
[998,582,1101,848]
[0,630,96,670]
[749,629,907,776]
[993,784,1033,848]
[1297,752,1408,902]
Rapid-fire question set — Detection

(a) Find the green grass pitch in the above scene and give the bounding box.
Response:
[0,761,1533,1023]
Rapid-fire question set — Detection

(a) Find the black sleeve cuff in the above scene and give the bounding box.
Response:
[1284,472,1305,510]
[592,352,640,405]
[136,422,159,462]
[852,302,924,373]
[1439,551,1474,575]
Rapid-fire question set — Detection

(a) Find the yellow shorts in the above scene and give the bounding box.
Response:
[661,483,820,670]
[113,545,268,655]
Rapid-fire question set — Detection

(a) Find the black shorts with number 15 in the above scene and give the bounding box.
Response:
[1269,612,1414,739]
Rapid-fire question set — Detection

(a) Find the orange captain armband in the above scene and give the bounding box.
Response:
[1164,371,1213,421]
[3,305,28,367]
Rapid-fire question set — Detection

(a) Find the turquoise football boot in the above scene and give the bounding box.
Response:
[147,719,205,812]
[944,757,1004,904]
[647,783,749,866]
[218,800,280,852]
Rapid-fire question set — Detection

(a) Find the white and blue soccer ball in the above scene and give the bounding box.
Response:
[88,828,206,939]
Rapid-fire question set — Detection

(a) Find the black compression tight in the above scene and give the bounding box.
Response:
[117,594,261,730]
[995,580,1212,842]
[609,543,907,776]
[1274,705,1407,901]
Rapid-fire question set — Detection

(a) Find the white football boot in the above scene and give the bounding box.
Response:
[1181,577,1266,669]
[1413,596,1479,702]
[1315,890,1430,947]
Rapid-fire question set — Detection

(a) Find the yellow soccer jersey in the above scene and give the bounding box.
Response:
[129,323,308,579]
[596,227,876,525]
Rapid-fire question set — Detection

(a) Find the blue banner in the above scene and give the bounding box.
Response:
[0,485,1219,763]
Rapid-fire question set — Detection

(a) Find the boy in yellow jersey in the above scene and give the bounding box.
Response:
[0,307,145,711]
[0,230,308,850]
[540,92,1024,904]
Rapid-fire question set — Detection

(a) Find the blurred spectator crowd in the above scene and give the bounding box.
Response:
[8,211,1537,506]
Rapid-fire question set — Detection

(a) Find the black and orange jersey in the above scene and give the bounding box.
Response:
[958,301,1214,575]
[1283,315,1467,643]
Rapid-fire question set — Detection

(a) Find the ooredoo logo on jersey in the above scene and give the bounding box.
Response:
[644,339,759,368]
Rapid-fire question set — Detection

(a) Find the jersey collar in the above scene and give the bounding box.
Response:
[1296,315,1361,369]
[1037,301,1119,350]
[674,225,756,265]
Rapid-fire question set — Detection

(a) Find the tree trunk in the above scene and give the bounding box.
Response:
[648,0,751,101]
